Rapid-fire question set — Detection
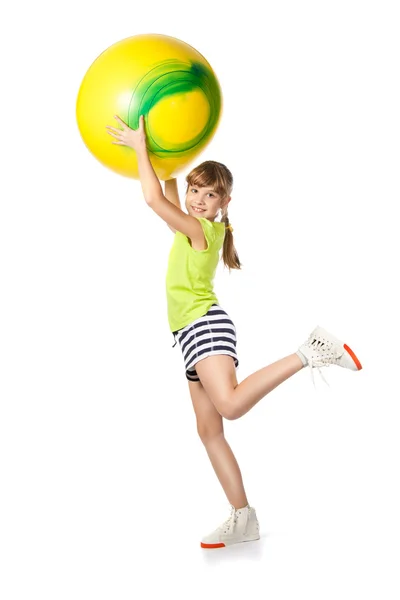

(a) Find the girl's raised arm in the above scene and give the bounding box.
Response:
[164,179,181,233]
[106,116,204,244]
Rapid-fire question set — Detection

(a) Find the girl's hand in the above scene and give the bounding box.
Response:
[106,115,146,152]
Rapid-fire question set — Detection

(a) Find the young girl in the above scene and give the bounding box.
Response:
[106,115,362,549]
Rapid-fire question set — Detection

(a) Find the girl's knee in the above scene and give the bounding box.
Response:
[219,404,240,421]
[197,401,239,431]
[212,397,239,421]
[197,422,223,444]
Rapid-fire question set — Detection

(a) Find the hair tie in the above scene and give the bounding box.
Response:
[225,224,234,233]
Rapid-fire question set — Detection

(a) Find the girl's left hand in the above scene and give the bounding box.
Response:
[106,115,146,151]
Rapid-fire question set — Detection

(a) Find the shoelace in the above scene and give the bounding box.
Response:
[220,506,237,533]
[306,338,345,388]
[308,360,330,388]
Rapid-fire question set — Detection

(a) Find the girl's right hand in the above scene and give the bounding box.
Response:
[106,115,147,152]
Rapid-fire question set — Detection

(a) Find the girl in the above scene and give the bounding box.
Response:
[106,115,362,549]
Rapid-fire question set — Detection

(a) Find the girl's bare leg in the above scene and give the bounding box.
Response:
[195,353,304,420]
[189,380,248,509]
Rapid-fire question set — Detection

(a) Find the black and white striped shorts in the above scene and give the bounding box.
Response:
[172,304,239,382]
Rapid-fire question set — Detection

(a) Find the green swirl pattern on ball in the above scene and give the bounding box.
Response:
[127,60,221,156]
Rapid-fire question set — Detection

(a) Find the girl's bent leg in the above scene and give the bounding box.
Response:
[195,353,304,421]
[189,380,248,509]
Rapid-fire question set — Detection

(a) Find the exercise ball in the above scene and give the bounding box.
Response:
[76,34,222,179]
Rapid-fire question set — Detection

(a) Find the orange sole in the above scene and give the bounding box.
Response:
[344,344,363,370]
[201,542,225,549]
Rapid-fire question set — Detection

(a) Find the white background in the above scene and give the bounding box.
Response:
[1,1,399,598]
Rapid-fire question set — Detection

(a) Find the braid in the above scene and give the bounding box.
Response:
[222,211,229,226]
[221,208,241,270]
[221,208,232,230]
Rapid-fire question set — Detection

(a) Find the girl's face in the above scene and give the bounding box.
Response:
[185,185,230,220]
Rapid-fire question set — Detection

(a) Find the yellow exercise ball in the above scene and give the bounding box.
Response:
[76,34,223,179]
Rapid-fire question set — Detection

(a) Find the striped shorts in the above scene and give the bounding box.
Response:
[172,304,239,382]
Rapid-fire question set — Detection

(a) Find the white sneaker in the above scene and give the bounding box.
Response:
[298,325,362,386]
[200,505,260,549]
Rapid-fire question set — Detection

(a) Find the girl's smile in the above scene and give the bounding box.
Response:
[186,185,225,219]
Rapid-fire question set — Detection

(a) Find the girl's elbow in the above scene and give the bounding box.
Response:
[146,193,164,207]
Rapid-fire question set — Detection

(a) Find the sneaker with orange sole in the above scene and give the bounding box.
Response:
[298,325,362,386]
[201,505,260,549]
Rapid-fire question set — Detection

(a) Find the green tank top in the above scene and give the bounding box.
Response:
[166,218,226,331]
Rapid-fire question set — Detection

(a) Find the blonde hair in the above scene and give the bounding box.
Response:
[185,161,241,270]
